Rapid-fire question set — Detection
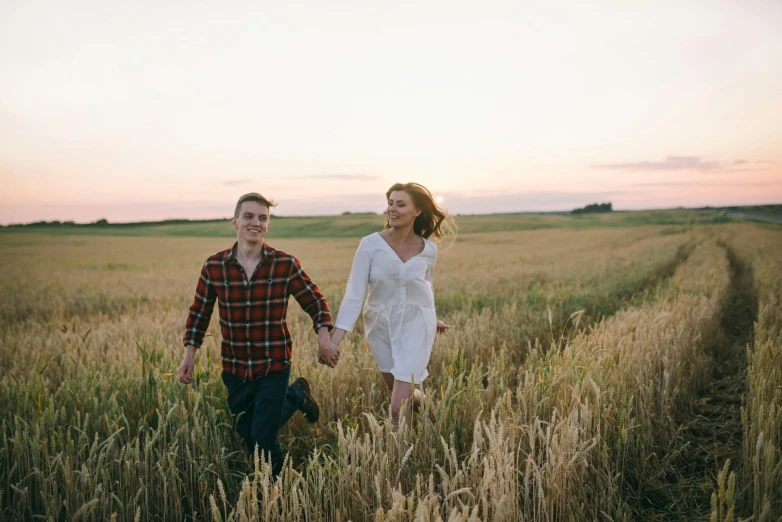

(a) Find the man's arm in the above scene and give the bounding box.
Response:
[289,258,339,366]
[178,262,217,384]
[289,258,332,331]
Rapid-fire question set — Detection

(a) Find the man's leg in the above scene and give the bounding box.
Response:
[222,371,256,453]
[284,377,319,425]
[250,367,291,477]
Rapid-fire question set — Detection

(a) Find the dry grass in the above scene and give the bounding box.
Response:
[721,225,782,521]
[0,224,777,521]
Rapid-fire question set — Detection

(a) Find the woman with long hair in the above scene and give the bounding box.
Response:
[330,182,453,428]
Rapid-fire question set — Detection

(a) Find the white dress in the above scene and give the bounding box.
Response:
[335,232,438,383]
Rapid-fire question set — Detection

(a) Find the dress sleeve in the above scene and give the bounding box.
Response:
[334,237,371,332]
[425,241,438,283]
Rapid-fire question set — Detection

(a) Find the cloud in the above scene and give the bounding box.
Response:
[631,180,776,188]
[222,179,251,186]
[592,156,725,172]
[297,174,381,182]
[274,193,384,215]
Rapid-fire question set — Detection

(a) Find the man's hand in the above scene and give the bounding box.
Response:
[177,345,197,384]
[317,338,340,368]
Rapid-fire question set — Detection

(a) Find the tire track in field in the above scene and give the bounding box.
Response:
[693,246,757,510]
[644,243,757,519]
[607,241,696,307]
[551,241,696,343]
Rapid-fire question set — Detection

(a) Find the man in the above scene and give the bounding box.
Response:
[177,192,339,477]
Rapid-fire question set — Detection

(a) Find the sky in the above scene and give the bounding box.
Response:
[1,0,781,224]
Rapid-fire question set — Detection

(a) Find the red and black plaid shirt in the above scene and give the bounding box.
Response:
[184,242,332,380]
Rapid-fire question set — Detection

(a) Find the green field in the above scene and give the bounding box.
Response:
[0,208,735,238]
[1,214,780,521]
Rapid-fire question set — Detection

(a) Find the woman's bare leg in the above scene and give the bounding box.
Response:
[389,379,413,429]
[383,373,434,428]
[383,372,425,406]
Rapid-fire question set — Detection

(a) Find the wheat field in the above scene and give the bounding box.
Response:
[0,221,779,521]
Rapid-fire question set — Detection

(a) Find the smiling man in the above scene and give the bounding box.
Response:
[177,192,340,477]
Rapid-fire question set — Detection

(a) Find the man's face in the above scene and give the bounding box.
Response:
[232,201,270,245]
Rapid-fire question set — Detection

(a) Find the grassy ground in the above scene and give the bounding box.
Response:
[0,208,733,238]
[0,220,779,521]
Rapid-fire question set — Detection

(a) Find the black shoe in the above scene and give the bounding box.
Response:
[291,377,319,423]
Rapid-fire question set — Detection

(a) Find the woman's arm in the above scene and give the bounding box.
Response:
[331,327,347,346]
[332,238,371,343]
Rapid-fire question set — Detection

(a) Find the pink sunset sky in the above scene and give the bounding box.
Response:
[1,1,780,224]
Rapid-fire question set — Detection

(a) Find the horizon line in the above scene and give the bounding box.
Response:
[2,203,780,228]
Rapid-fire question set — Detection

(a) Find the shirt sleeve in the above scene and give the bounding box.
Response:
[183,261,217,349]
[289,258,333,332]
[335,237,371,332]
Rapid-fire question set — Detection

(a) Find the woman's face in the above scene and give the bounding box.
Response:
[387,190,421,229]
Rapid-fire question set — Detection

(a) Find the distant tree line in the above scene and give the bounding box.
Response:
[3,220,79,228]
[3,214,383,228]
[2,218,233,228]
[572,202,613,215]
[4,218,110,228]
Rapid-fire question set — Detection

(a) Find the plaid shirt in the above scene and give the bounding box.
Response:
[184,242,332,380]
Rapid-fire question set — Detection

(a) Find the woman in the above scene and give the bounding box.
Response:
[330,182,452,428]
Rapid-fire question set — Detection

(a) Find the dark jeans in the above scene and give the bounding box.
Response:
[221,367,304,476]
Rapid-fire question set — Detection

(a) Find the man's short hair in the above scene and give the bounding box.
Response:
[234,193,277,218]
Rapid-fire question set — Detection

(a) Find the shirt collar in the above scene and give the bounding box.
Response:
[224,242,274,264]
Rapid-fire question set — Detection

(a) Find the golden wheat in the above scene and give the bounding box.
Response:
[1,224,778,521]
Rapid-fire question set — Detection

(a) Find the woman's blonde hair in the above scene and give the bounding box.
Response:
[384,182,455,240]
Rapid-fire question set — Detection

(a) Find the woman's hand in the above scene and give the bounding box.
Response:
[436,320,450,334]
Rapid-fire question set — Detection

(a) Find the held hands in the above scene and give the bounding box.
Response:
[319,327,347,368]
[436,320,451,334]
[317,327,339,368]
[317,338,340,368]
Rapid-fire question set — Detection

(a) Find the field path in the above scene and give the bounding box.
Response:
[659,243,758,519]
